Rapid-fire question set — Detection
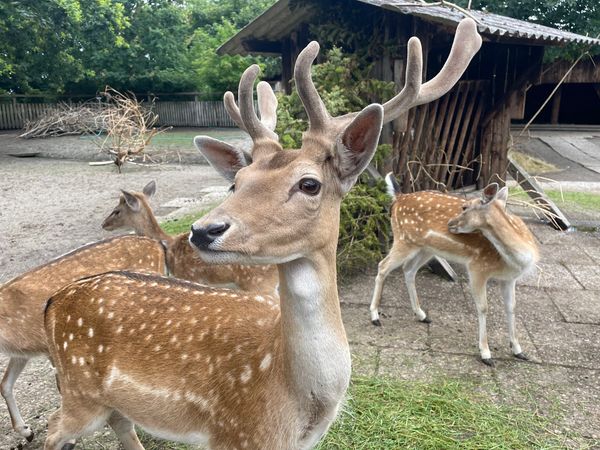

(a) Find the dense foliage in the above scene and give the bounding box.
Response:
[2,0,597,95]
[0,0,276,96]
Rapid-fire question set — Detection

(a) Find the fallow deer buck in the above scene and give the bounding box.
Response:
[370,178,539,366]
[43,19,480,450]
[102,181,279,295]
[0,235,165,442]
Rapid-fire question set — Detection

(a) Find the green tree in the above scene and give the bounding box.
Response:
[188,0,278,99]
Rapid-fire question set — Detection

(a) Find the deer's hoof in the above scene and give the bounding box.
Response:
[16,425,33,442]
[514,352,529,361]
[420,316,432,324]
[61,443,76,450]
[371,319,382,327]
[481,358,496,367]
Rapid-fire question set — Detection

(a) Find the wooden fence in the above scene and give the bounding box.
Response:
[0,100,237,130]
[153,101,235,127]
[0,102,59,130]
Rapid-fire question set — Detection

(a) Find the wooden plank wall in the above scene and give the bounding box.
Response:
[0,101,237,130]
[391,80,489,192]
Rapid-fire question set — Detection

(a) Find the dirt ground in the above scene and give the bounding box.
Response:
[1,131,600,449]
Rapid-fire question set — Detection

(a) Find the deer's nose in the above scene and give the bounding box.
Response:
[189,222,231,249]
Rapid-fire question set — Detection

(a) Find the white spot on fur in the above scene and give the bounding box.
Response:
[240,366,252,384]
[259,353,272,371]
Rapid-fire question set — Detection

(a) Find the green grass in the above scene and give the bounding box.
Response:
[137,376,573,449]
[510,186,600,212]
[317,377,569,450]
[159,210,209,235]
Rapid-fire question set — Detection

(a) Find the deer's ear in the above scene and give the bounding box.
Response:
[121,190,140,212]
[495,186,509,207]
[142,180,156,198]
[194,136,248,183]
[482,183,499,203]
[336,104,384,193]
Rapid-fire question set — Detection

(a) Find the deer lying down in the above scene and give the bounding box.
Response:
[0,235,165,442]
[41,20,481,450]
[102,181,279,296]
[370,178,539,366]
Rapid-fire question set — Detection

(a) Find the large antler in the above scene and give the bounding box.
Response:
[223,68,278,142]
[295,18,482,138]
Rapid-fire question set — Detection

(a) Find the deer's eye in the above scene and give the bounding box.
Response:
[228,184,235,193]
[114,210,120,216]
[299,178,321,196]
[461,204,469,211]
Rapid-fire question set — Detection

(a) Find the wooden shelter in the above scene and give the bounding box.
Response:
[522,55,600,125]
[219,0,599,191]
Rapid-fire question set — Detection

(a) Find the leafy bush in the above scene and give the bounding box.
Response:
[338,178,391,277]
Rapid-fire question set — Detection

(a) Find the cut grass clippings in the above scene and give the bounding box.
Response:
[509,150,559,175]
[318,377,569,450]
[137,376,572,449]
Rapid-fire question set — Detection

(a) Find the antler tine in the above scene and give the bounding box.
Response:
[238,64,278,142]
[224,91,246,132]
[414,18,482,106]
[257,81,278,132]
[294,41,330,132]
[224,82,278,134]
[382,37,423,123]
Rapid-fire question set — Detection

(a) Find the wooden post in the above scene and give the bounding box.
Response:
[550,85,562,124]
[507,156,571,230]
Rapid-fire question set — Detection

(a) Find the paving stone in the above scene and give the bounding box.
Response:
[339,270,466,307]
[517,286,565,323]
[582,243,600,264]
[342,305,428,351]
[429,312,540,362]
[540,243,596,265]
[530,225,599,247]
[527,321,600,369]
[518,262,584,290]
[378,347,500,390]
[546,289,600,324]
[564,264,600,290]
[496,361,600,440]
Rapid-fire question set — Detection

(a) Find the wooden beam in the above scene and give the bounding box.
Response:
[507,156,571,231]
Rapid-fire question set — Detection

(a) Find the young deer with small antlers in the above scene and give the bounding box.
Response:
[102,181,279,295]
[370,179,539,366]
[0,235,165,442]
[43,19,480,449]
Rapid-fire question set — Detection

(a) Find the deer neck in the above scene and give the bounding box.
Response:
[277,244,351,421]
[134,211,170,243]
[480,207,536,271]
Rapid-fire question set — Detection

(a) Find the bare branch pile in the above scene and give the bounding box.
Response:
[19,101,109,139]
[94,88,167,172]
[20,87,168,172]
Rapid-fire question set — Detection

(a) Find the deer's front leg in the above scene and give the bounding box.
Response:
[500,279,528,361]
[469,272,493,366]
[1,357,34,441]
